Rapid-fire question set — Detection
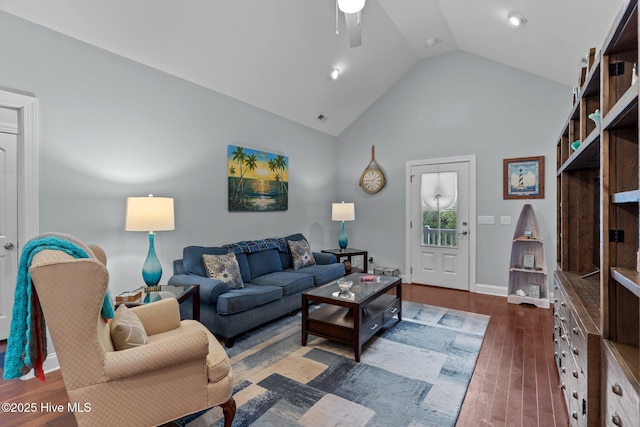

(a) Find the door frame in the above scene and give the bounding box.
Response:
[0,89,39,264]
[405,155,476,291]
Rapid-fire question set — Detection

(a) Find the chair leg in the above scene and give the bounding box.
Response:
[220,397,236,427]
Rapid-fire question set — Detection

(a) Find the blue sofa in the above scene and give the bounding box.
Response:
[169,233,345,346]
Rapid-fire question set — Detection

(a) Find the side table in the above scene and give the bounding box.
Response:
[116,285,200,321]
[321,248,368,273]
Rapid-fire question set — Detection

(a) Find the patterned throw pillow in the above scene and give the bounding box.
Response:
[202,252,244,289]
[288,239,316,270]
[110,304,149,350]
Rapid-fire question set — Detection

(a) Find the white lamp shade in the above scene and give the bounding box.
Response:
[332,202,355,221]
[125,196,175,232]
[338,0,365,14]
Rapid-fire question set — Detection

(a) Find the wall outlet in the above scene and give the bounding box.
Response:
[478,215,495,224]
[501,216,511,225]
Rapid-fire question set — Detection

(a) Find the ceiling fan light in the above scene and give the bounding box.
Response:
[508,12,527,26]
[338,0,365,14]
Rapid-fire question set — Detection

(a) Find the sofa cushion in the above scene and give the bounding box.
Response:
[247,249,283,279]
[183,246,227,276]
[289,263,346,286]
[288,239,316,270]
[216,284,283,315]
[202,253,244,289]
[249,271,314,297]
[110,305,149,350]
[183,246,250,282]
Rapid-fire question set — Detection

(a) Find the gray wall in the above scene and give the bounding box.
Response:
[336,51,571,293]
[0,12,338,294]
[1,12,572,297]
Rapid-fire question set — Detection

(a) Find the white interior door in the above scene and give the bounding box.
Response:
[409,159,472,290]
[0,108,19,340]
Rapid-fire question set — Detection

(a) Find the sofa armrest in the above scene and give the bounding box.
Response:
[313,252,337,265]
[130,298,181,336]
[168,274,231,305]
[104,330,209,381]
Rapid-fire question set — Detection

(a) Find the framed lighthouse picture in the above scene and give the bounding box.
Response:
[503,156,544,199]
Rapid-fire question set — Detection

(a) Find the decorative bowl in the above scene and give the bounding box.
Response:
[336,279,353,297]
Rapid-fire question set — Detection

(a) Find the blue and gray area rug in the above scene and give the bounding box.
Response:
[178,301,489,427]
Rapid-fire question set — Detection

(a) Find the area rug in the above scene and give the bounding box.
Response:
[177,301,489,427]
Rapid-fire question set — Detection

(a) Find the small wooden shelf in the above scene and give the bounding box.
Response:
[610,267,640,297]
[602,81,638,130]
[557,129,600,173]
[612,189,640,203]
[508,204,549,308]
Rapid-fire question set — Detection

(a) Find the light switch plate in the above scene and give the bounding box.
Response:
[478,215,495,224]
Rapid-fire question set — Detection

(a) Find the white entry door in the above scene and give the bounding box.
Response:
[409,158,473,290]
[0,108,18,340]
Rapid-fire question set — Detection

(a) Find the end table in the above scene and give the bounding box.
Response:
[321,248,368,274]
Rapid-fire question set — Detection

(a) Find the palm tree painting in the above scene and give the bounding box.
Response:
[228,145,289,211]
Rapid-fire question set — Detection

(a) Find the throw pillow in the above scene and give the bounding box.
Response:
[288,239,316,270]
[110,304,149,350]
[202,252,245,289]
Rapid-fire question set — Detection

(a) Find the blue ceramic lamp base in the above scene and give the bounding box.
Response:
[142,232,162,287]
[338,221,348,250]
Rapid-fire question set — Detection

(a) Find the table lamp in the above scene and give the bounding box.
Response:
[332,201,355,251]
[125,195,175,288]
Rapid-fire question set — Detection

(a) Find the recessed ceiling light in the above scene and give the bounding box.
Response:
[508,12,527,26]
[329,68,341,80]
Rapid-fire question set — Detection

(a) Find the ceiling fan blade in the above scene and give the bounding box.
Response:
[344,12,362,48]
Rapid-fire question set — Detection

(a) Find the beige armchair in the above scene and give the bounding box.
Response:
[29,245,235,427]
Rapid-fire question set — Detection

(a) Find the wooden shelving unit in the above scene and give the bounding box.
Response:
[555,1,640,425]
[508,204,549,308]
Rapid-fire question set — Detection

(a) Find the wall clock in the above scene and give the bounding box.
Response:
[359,145,386,194]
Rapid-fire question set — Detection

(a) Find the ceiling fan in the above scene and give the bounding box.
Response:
[336,0,366,48]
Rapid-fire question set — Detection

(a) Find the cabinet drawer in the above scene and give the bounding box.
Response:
[361,312,384,342]
[382,299,400,324]
[603,347,639,427]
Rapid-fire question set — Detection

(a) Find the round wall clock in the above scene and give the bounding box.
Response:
[359,145,386,194]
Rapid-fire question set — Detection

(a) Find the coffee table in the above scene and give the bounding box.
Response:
[301,273,401,362]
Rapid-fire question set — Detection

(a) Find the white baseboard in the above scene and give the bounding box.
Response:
[20,352,60,380]
[475,283,508,297]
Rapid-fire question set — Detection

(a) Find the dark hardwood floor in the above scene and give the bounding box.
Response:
[0,283,568,426]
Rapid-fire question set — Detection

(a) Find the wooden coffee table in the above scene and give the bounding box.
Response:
[301,273,401,362]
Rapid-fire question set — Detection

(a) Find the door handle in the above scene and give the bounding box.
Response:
[459,231,468,235]
[4,242,14,250]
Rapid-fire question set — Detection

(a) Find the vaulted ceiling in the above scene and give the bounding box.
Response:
[0,0,626,136]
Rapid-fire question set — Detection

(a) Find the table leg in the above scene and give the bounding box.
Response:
[192,288,200,322]
[301,296,309,346]
[354,306,361,362]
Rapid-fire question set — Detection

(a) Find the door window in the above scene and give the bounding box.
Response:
[420,171,457,247]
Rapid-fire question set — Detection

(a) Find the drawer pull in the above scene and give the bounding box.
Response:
[389,307,398,314]
[370,323,379,330]
[554,325,559,331]
[572,390,578,399]
[561,335,566,341]
[612,414,622,426]
[561,302,566,307]
[611,383,623,397]
[561,367,566,374]
[572,347,579,355]
[560,317,566,323]
[561,351,566,357]
[572,370,578,378]
[560,383,566,390]
[572,327,578,335]
[571,411,578,420]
